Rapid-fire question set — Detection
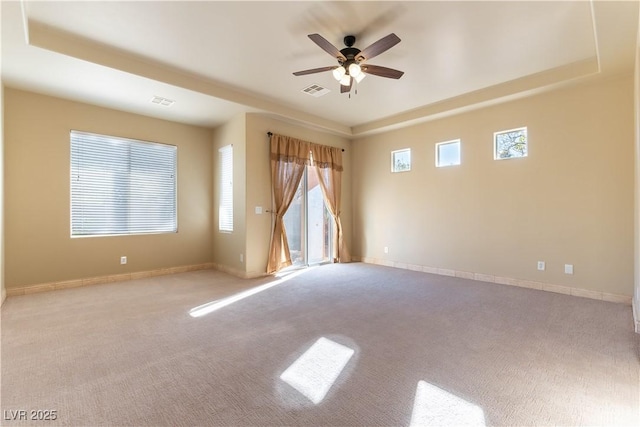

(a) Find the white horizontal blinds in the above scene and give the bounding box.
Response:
[71,131,177,237]
[218,144,233,232]
[128,140,177,233]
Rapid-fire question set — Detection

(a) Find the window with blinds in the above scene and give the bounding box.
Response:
[218,144,233,232]
[70,130,177,237]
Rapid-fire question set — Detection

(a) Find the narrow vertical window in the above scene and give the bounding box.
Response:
[219,144,233,232]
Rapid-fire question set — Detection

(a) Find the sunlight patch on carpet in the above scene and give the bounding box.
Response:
[279,337,354,404]
[189,267,314,317]
[409,381,486,426]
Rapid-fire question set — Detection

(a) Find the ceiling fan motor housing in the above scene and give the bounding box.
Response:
[340,36,363,67]
[339,47,362,67]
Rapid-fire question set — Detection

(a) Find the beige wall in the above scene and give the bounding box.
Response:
[352,75,635,296]
[212,113,247,274]
[4,88,213,288]
[244,114,352,277]
[4,76,633,300]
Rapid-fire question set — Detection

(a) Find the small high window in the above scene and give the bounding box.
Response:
[391,148,411,173]
[494,127,528,160]
[435,140,461,167]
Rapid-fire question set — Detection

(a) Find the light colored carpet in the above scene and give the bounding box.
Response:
[1,263,638,426]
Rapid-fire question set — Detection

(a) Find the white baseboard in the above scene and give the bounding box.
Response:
[211,263,270,279]
[6,262,215,297]
[5,261,271,298]
[352,256,632,305]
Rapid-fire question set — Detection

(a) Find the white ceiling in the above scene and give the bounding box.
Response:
[2,1,638,136]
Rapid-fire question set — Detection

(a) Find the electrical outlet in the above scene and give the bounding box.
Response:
[537,261,545,271]
[564,264,574,275]
[120,256,127,265]
[240,254,244,263]
[384,246,389,254]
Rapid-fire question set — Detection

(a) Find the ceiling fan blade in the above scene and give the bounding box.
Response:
[293,66,337,76]
[361,64,404,79]
[340,76,353,93]
[308,34,347,61]
[358,33,401,61]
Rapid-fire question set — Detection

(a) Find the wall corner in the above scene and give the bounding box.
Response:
[633,298,640,333]
[634,5,640,334]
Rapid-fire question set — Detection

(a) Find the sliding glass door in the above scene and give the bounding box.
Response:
[283,165,332,267]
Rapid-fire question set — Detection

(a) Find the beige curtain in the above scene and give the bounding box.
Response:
[266,134,311,274]
[310,144,351,263]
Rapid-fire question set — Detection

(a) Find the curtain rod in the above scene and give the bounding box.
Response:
[267,132,344,152]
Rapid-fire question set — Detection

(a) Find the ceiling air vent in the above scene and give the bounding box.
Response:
[301,84,330,97]
[150,96,175,107]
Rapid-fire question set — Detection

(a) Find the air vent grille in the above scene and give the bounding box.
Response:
[302,84,330,97]
[150,96,175,107]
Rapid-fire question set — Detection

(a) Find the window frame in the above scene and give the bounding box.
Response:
[435,139,461,167]
[391,148,411,173]
[218,144,234,233]
[493,126,528,160]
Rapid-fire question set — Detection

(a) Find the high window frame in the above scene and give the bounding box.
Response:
[435,139,461,167]
[494,127,528,160]
[391,148,412,173]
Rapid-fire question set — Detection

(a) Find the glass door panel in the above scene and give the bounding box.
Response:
[283,178,305,267]
[282,166,332,268]
[307,169,331,265]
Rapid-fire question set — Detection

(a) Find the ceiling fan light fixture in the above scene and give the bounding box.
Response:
[332,66,346,81]
[348,63,362,78]
[293,33,404,95]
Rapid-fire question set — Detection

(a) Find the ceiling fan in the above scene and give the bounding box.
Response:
[293,33,404,94]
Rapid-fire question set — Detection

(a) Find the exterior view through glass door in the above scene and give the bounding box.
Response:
[283,164,332,267]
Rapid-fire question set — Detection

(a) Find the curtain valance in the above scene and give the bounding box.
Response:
[269,134,311,166]
[269,133,343,172]
[310,143,343,172]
